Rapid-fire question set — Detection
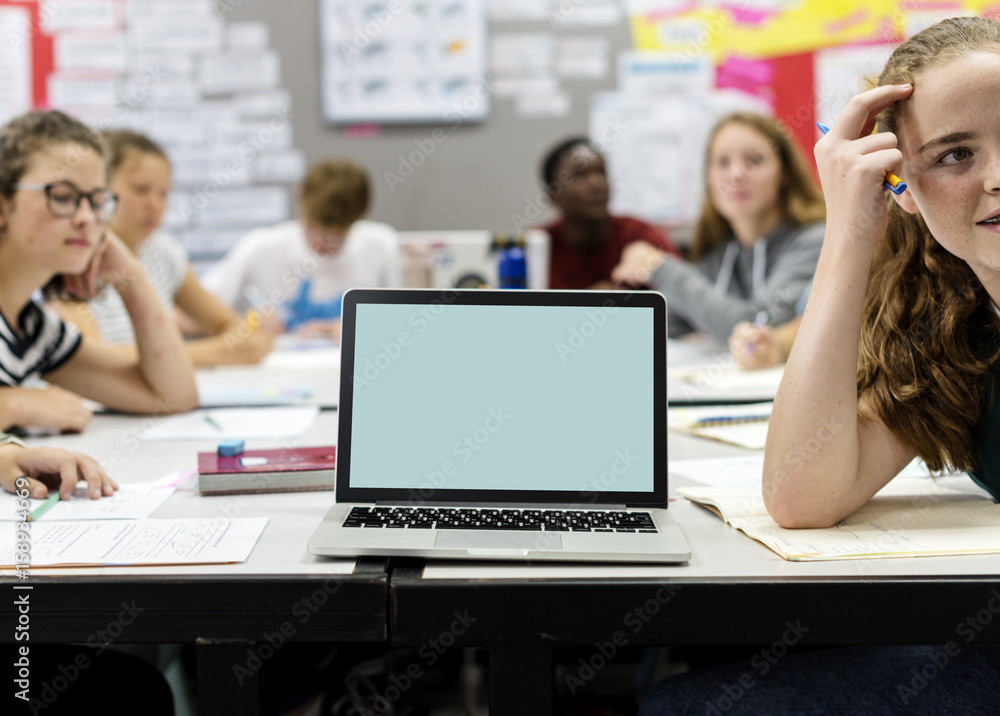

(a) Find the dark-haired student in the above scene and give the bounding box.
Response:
[539,137,682,289]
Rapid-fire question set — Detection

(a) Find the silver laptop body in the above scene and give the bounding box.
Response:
[308,288,691,563]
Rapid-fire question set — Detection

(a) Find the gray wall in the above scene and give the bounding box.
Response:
[228,1,634,233]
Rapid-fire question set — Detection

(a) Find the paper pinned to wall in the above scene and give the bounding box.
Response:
[556,36,609,78]
[253,151,307,183]
[200,52,281,94]
[47,73,119,107]
[0,7,33,126]
[515,90,571,117]
[617,51,713,94]
[814,43,896,128]
[193,186,290,228]
[590,89,770,225]
[42,0,122,32]
[227,21,270,50]
[128,19,223,53]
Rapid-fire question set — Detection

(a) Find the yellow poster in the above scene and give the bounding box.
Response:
[630,1,997,60]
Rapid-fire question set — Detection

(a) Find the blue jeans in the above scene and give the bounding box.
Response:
[639,645,1000,715]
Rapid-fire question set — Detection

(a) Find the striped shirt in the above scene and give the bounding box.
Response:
[89,230,188,344]
[0,298,82,386]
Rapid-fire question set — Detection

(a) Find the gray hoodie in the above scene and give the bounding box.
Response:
[651,221,824,342]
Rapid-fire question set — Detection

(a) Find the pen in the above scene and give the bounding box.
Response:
[746,311,769,357]
[204,414,224,431]
[245,309,260,332]
[28,493,60,522]
[816,122,907,194]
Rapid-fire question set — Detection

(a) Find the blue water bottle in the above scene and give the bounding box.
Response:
[496,236,527,289]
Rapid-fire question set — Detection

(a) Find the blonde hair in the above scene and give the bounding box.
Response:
[858,16,1000,472]
[690,113,825,261]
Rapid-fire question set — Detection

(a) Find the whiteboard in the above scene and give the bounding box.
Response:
[319,0,489,124]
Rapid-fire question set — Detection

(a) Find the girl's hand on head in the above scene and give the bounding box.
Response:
[62,230,137,299]
[0,443,117,499]
[814,83,913,248]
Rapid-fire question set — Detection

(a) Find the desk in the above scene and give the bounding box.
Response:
[196,345,341,409]
[389,433,1000,715]
[1,412,385,716]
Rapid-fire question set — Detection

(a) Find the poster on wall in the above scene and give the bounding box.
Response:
[319,0,489,124]
[0,5,33,125]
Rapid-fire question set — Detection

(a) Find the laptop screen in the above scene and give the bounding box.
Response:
[336,289,667,506]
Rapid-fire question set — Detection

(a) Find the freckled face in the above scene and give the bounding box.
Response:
[0,144,107,277]
[893,51,1000,285]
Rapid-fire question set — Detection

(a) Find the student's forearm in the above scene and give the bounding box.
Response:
[117,269,198,411]
[763,236,875,526]
[0,390,23,431]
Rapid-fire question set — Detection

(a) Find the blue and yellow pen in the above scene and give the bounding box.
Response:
[816,122,907,195]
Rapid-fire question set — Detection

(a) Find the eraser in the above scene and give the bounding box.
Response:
[217,439,245,457]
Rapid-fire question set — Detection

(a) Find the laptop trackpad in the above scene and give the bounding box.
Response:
[434,532,562,555]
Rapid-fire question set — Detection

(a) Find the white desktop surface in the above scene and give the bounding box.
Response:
[420,432,1000,580]
[196,345,341,408]
[10,411,354,578]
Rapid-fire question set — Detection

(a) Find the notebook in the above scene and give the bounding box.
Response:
[307,288,691,563]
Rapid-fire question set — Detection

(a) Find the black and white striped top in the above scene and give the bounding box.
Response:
[0,298,82,386]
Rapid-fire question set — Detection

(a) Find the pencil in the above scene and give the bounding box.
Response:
[28,493,60,522]
[204,414,224,431]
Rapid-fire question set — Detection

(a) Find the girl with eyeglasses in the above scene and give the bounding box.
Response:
[0,110,197,470]
[52,130,275,367]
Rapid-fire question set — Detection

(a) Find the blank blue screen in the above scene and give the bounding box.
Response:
[348,302,655,494]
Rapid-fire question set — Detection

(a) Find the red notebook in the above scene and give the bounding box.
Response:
[197,446,336,495]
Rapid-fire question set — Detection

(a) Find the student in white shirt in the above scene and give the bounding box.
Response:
[53,131,274,367]
[201,160,402,338]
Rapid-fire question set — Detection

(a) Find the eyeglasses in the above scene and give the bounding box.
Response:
[12,181,118,223]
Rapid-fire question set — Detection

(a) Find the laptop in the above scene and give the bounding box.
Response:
[307,288,691,563]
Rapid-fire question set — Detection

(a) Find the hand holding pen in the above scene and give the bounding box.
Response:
[813,84,914,250]
[729,312,781,370]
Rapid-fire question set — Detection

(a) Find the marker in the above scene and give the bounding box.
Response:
[28,493,60,522]
[816,122,907,194]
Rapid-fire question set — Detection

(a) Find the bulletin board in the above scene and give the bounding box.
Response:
[625,0,1000,180]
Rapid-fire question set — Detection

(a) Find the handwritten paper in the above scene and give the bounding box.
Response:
[0,473,178,521]
[0,518,268,567]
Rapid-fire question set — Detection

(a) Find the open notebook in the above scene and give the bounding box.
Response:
[680,478,1000,561]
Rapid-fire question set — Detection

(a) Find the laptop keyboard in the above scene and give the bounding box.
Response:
[343,506,658,532]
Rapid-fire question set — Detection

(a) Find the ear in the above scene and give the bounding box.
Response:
[891,186,919,215]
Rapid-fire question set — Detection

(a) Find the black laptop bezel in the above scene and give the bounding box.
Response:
[336,288,668,507]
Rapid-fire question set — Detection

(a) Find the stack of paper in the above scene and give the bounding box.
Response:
[679,478,1000,561]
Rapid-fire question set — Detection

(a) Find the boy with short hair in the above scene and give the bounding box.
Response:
[202,160,401,337]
